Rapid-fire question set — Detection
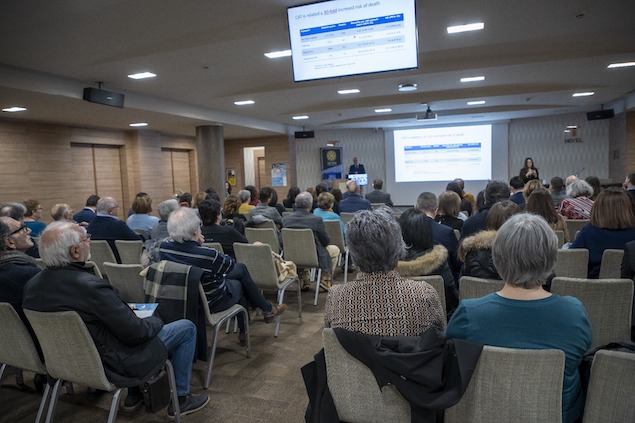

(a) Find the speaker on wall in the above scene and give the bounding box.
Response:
[83,87,125,108]
[586,109,614,120]
[294,130,315,139]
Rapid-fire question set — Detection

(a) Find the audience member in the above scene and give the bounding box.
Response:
[283,192,340,290]
[447,214,592,423]
[619,239,635,340]
[313,192,345,238]
[248,187,283,228]
[73,194,100,226]
[446,181,472,217]
[550,176,567,208]
[244,185,259,206]
[50,203,74,222]
[0,202,27,221]
[315,183,335,213]
[199,199,247,259]
[127,194,159,232]
[23,221,209,417]
[558,179,594,220]
[522,179,543,202]
[283,186,301,209]
[149,199,179,240]
[525,188,570,243]
[88,197,141,263]
[457,200,520,280]
[178,192,193,208]
[221,195,247,235]
[570,188,635,278]
[397,208,458,316]
[452,178,476,215]
[585,176,602,200]
[267,189,286,215]
[434,191,464,230]
[158,207,286,343]
[22,199,46,237]
[339,180,371,213]
[364,179,393,207]
[565,174,578,187]
[237,189,254,216]
[192,191,208,209]
[508,176,525,206]
[324,208,445,336]
[624,172,635,213]
[460,181,510,239]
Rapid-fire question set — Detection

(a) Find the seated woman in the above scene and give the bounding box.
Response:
[458,200,520,280]
[397,208,458,316]
[126,193,159,232]
[199,199,247,259]
[559,179,594,219]
[324,208,446,336]
[447,214,592,423]
[22,199,47,237]
[267,189,286,215]
[283,186,300,209]
[313,192,345,237]
[522,179,543,202]
[570,188,635,278]
[434,190,464,230]
[525,188,570,243]
[221,195,246,235]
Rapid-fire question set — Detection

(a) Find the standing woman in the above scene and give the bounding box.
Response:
[519,157,539,184]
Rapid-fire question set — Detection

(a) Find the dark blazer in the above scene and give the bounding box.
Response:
[339,194,372,213]
[509,191,525,206]
[428,216,460,275]
[349,163,366,174]
[201,224,248,259]
[460,203,495,241]
[23,263,167,387]
[87,215,141,262]
[365,189,393,207]
[620,239,635,337]
[283,209,332,274]
[73,207,97,225]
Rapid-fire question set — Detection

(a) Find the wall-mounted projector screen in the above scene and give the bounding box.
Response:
[394,125,493,182]
[287,0,418,82]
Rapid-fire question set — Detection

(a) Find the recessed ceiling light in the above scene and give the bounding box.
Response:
[398,84,417,92]
[467,100,486,105]
[375,108,392,113]
[128,72,156,80]
[2,106,27,112]
[608,61,635,69]
[234,100,255,105]
[129,122,148,127]
[292,115,309,120]
[572,92,594,97]
[447,22,484,34]
[264,49,292,59]
[337,89,360,95]
[564,129,571,133]
[566,125,578,129]
[460,76,485,83]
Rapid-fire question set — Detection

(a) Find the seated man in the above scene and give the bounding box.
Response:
[248,187,283,228]
[365,179,393,207]
[87,196,141,262]
[283,192,340,290]
[22,221,209,417]
[158,207,286,344]
[73,194,100,226]
[339,180,372,213]
[50,203,75,222]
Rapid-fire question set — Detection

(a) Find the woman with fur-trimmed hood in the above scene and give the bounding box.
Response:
[458,200,521,280]
[396,208,458,317]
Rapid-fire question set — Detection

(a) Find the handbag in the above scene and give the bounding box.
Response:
[141,369,171,412]
[272,250,298,282]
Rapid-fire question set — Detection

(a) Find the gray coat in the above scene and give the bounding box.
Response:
[282,209,332,274]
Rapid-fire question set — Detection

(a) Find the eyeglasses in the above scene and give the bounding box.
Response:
[7,224,29,237]
[80,233,92,243]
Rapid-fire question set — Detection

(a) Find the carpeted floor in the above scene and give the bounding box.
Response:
[0,267,356,423]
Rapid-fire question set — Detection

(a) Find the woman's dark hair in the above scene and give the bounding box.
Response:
[331,188,343,202]
[445,182,464,199]
[525,188,558,224]
[245,185,258,202]
[198,199,221,226]
[397,208,434,254]
[585,176,602,200]
[524,157,535,169]
[286,186,300,204]
[268,189,279,207]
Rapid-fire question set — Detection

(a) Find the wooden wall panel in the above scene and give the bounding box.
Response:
[94,145,124,212]
[70,144,97,207]
[161,150,176,201]
[172,150,192,195]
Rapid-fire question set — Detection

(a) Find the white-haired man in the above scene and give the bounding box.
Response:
[87,196,141,262]
[339,180,372,213]
[23,221,209,417]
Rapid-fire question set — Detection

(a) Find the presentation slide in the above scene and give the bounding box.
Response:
[288,0,417,81]
[394,125,492,182]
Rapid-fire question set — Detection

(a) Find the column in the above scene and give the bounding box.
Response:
[196,125,224,193]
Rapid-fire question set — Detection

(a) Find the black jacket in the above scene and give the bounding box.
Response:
[23,263,167,387]
[457,230,501,280]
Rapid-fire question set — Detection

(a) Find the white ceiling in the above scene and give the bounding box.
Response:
[0,0,634,139]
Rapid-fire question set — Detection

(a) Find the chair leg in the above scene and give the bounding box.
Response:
[106,388,123,423]
[314,269,322,306]
[344,250,349,284]
[165,360,181,423]
[204,324,222,389]
[35,382,52,423]
[296,277,303,318]
[242,309,251,358]
[45,379,63,423]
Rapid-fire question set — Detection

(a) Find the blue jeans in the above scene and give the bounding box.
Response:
[157,319,196,396]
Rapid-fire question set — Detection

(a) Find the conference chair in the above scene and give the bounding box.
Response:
[0,303,50,423]
[323,220,349,283]
[35,258,102,278]
[582,349,635,423]
[244,227,280,253]
[24,309,181,423]
[281,228,322,306]
[444,346,565,423]
[453,229,460,241]
[234,242,301,337]
[253,220,277,230]
[551,277,633,348]
[339,212,357,224]
[598,249,624,279]
[102,262,145,303]
[203,242,224,253]
[459,276,504,301]
[410,275,447,317]
[565,219,589,241]
[89,240,117,275]
[322,328,411,423]
[554,248,589,278]
[554,230,565,248]
[197,284,251,389]
[114,240,143,264]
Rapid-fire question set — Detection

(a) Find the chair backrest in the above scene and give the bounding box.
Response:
[582,349,635,423]
[114,239,143,264]
[453,229,460,241]
[85,260,103,279]
[555,248,589,278]
[410,275,447,317]
[551,277,633,348]
[89,240,118,273]
[233,242,281,290]
[102,262,145,303]
[203,242,224,253]
[0,303,47,375]
[323,220,346,252]
[132,228,149,241]
[245,227,280,253]
[24,309,114,391]
[281,228,319,268]
[459,276,504,301]
[339,212,357,224]
[554,230,565,248]
[598,249,624,279]
[34,257,46,270]
[444,346,565,423]
[565,219,589,241]
[322,328,411,423]
[253,220,277,230]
